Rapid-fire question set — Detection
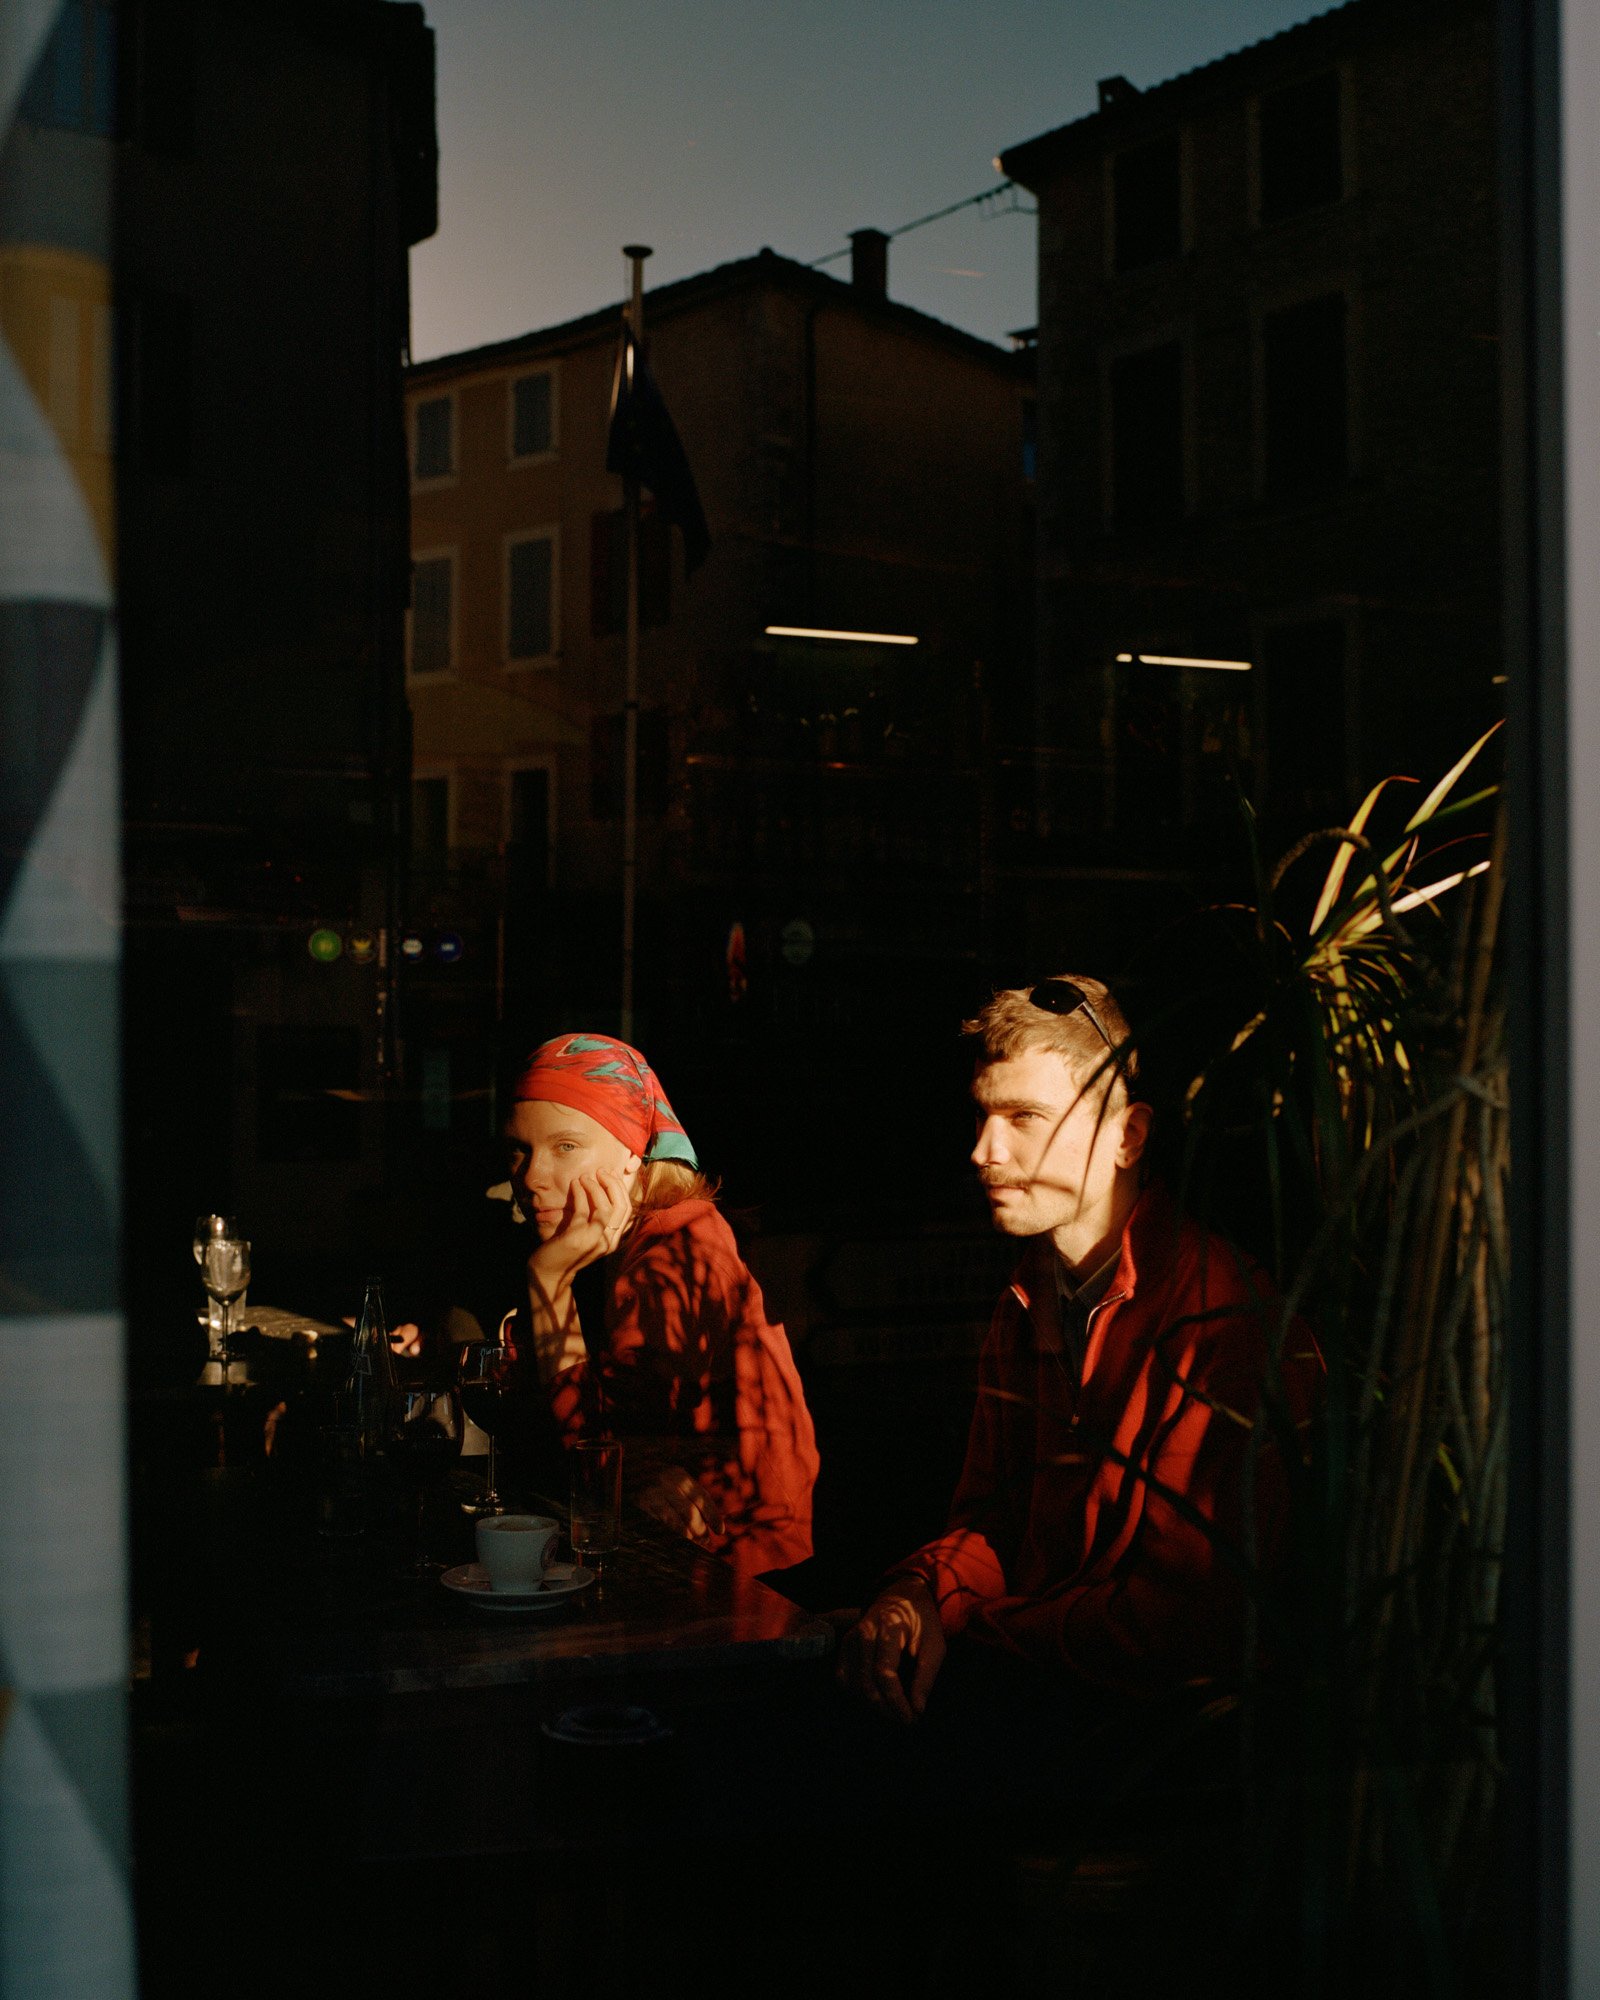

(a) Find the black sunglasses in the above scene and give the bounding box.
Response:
[1028,979,1123,1068]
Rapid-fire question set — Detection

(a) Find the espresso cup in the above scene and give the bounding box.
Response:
[476,1513,558,1593]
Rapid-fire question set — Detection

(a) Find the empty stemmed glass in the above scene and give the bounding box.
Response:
[193,1213,226,1361]
[457,1337,512,1518]
[197,1218,250,1378]
[385,1386,463,1576]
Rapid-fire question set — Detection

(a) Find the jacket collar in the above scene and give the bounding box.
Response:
[1006,1179,1180,1334]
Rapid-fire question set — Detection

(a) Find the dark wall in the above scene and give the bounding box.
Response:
[116,0,436,1378]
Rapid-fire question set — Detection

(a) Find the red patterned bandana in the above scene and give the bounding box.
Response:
[511,1034,697,1168]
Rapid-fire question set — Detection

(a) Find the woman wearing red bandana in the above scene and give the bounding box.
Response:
[498,1033,818,1576]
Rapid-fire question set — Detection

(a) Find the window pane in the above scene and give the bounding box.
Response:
[257,1026,360,1164]
[125,289,193,477]
[135,0,197,157]
[414,396,452,479]
[508,767,551,888]
[590,510,626,638]
[590,508,670,635]
[1263,294,1347,496]
[1111,341,1184,530]
[508,537,553,658]
[590,710,669,819]
[513,373,552,457]
[412,777,449,855]
[1261,619,1347,829]
[508,767,549,846]
[1113,135,1182,271]
[411,556,452,673]
[1260,72,1343,221]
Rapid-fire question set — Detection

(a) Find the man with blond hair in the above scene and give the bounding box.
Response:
[840,973,1321,1727]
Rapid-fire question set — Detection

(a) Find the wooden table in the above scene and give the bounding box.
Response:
[135,1322,830,1696]
[213,1469,833,1703]
[131,1340,914,1995]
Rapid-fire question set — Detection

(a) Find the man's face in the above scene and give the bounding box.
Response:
[970,1047,1133,1239]
[504,1099,640,1241]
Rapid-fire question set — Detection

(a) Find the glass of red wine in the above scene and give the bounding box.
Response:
[457,1338,511,1518]
[385,1386,463,1576]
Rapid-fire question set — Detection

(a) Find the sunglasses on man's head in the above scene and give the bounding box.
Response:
[1028,979,1121,1065]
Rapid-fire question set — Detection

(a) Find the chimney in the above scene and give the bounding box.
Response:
[849,227,889,299]
[1098,75,1141,112]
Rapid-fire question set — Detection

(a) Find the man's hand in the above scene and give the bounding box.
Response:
[837,1577,947,1724]
[637,1468,724,1544]
[529,1169,634,1292]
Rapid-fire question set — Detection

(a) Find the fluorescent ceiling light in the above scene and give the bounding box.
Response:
[1115,652,1253,672]
[765,625,919,647]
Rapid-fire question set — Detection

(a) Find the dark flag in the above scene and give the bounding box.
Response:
[606,324,712,575]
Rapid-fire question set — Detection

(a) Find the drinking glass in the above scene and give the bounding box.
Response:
[200,1224,250,1376]
[457,1339,511,1518]
[569,1439,622,1576]
[385,1386,463,1576]
[194,1214,233,1359]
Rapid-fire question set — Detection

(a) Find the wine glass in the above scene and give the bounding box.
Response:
[200,1223,250,1378]
[457,1339,512,1518]
[194,1214,229,1361]
[385,1386,463,1576]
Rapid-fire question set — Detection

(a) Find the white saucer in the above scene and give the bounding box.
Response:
[441,1561,596,1611]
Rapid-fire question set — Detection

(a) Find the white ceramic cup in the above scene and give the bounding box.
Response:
[476,1513,559,1592]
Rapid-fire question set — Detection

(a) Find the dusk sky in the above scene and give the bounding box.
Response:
[410,0,1331,362]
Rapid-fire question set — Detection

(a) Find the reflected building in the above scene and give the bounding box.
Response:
[402,240,1032,1212]
[999,0,1500,951]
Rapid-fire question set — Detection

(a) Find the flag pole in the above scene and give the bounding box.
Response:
[620,243,650,1042]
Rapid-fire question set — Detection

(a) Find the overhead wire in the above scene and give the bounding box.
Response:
[807,180,1036,268]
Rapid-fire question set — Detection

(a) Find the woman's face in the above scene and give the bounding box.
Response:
[503,1099,641,1240]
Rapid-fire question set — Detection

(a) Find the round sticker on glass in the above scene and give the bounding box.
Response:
[436,932,464,965]
[399,932,426,962]
[348,931,376,965]
[780,919,815,968]
[308,928,343,964]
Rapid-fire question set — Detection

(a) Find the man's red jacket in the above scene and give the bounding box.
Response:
[893,1183,1323,1693]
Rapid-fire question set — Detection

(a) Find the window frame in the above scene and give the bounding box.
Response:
[507,364,560,466]
[1247,63,1356,230]
[409,388,457,489]
[503,526,561,667]
[406,545,458,681]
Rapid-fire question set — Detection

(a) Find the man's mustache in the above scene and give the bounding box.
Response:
[978,1172,1032,1191]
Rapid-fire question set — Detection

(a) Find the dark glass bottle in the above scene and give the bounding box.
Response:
[346,1276,398,1460]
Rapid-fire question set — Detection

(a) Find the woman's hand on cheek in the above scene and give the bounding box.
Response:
[531,1169,633,1284]
[589,1167,635,1255]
